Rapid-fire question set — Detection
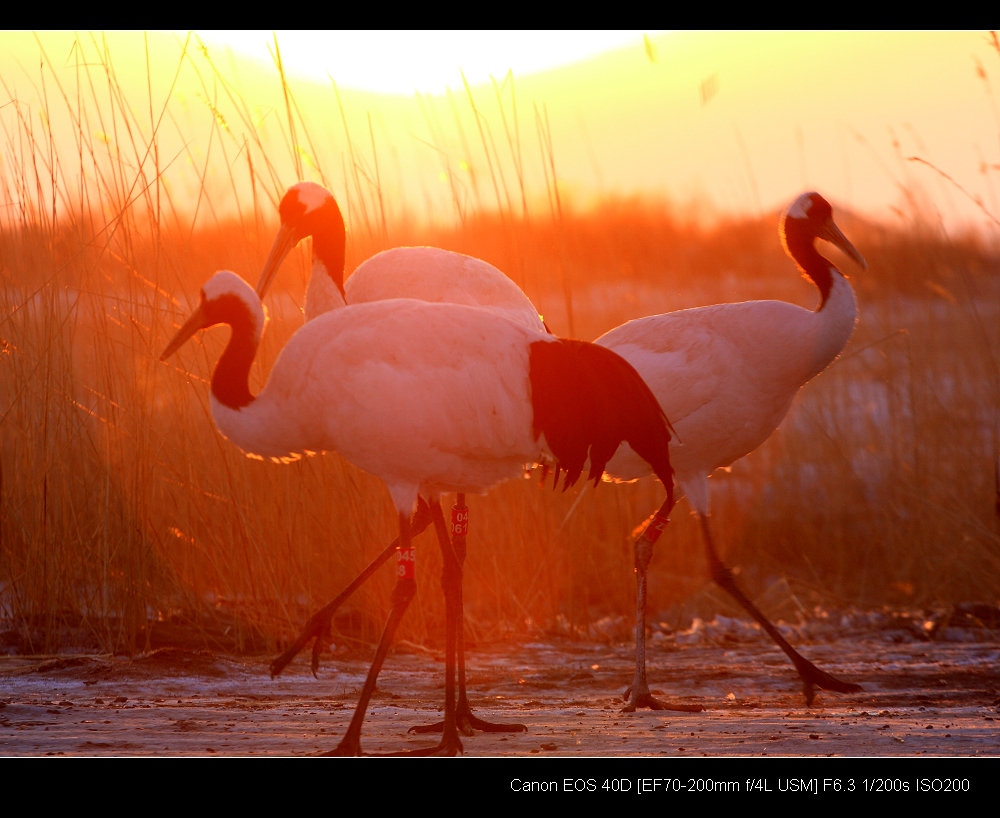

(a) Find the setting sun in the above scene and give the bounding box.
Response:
[191,29,659,95]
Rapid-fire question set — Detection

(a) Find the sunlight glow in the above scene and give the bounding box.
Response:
[193,30,658,95]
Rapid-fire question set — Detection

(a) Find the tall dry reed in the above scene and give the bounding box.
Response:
[1,33,998,658]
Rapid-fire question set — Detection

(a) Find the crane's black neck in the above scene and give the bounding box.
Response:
[312,204,347,298]
[209,294,258,410]
[784,223,836,309]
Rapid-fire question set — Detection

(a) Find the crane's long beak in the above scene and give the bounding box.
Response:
[823,220,868,272]
[161,304,209,361]
[255,223,298,300]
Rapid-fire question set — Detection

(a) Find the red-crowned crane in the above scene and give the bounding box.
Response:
[256,182,548,735]
[256,181,546,331]
[598,191,866,709]
[160,271,673,755]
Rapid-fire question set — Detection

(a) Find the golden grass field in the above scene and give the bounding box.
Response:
[2,32,999,660]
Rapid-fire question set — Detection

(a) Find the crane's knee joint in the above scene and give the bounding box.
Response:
[634,538,655,572]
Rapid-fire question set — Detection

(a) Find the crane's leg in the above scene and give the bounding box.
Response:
[698,513,862,704]
[325,511,418,756]
[403,500,465,755]
[270,499,433,678]
[623,498,702,713]
[367,502,465,755]
[410,494,527,735]
[273,492,522,736]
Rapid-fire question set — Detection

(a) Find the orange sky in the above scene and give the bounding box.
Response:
[0,30,997,235]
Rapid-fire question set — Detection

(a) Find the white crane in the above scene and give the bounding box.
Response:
[256,182,549,735]
[160,270,674,755]
[598,191,866,708]
[256,181,546,330]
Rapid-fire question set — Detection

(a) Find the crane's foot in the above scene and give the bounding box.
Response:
[797,661,863,706]
[409,706,526,736]
[329,734,463,756]
[321,737,362,757]
[622,687,704,713]
[321,719,464,757]
[270,609,335,679]
[320,738,462,757]
[387,735,464,756]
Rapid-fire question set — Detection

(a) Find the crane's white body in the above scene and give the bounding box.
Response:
[600,272,858,513]
[313,245,545,331]
[214,296,547,514]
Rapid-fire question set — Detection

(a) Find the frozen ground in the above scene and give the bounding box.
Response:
[2,609,997,759]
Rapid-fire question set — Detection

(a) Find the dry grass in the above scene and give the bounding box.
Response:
[2,33,999,656]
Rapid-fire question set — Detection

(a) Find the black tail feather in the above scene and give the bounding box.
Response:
[528,339,674,496]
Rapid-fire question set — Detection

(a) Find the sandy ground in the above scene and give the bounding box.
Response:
[2,611,998,767]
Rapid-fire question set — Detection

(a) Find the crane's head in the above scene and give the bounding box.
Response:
[782,192,867,272]
[161,271,266,361]
[255,182,346,301]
